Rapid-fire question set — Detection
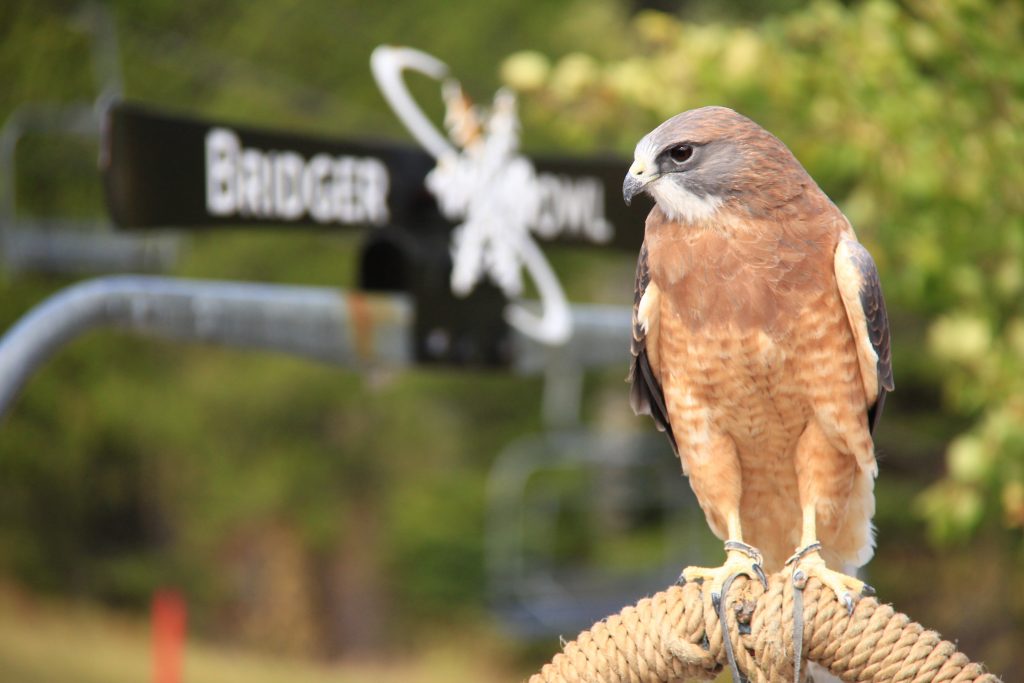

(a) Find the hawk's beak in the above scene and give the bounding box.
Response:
[623,159,657,206]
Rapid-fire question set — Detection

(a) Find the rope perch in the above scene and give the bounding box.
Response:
[530,573,1001,683]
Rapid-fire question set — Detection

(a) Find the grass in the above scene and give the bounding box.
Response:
[0,583,517,683]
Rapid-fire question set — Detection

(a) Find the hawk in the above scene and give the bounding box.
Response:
[623,106,893,612]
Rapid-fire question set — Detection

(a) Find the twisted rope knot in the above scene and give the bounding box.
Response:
[530,570,1001,683]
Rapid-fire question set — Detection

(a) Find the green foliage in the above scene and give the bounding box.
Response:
[502,0,1024,544]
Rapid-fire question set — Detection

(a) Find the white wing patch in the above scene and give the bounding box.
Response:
[637,282,661,374]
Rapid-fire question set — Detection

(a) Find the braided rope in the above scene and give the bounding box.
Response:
[529,573,1001,683]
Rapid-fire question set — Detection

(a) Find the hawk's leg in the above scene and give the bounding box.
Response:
[787,503,874,614]
[678,511,767,599]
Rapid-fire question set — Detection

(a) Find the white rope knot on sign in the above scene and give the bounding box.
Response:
[371,46,572,346]
[428,86,536,300]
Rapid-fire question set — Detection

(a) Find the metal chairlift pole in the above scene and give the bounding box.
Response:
[0,274,630,420]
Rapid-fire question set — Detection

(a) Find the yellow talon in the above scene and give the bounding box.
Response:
[679,540,766,598]
[788,541,873,614]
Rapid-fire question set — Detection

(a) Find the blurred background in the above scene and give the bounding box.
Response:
[1,0,1022,681]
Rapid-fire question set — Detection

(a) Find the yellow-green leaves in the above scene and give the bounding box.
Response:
[500,51,550,92]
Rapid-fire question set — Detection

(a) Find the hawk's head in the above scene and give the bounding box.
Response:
[623,106,806,224]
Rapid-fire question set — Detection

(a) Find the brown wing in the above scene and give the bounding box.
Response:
[628,241,677,453]
[835,239,894,434]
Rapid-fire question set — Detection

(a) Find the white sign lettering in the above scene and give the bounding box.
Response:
[534,173,612,243]
[205,127,390,226]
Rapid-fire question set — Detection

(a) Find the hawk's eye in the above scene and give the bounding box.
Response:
[668,144,694,164]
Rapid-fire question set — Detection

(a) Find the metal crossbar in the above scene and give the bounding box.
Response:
[0,275,630,419]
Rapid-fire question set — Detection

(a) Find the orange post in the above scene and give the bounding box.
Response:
[152,589,187,683]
